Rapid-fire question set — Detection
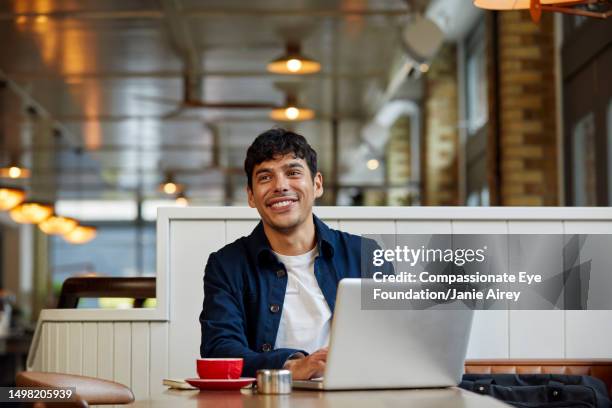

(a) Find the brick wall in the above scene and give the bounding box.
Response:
[386,115,414,205]
[495,11,558,205]
[422,44,460,206]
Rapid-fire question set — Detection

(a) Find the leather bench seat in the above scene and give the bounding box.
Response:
[465,360,612,397]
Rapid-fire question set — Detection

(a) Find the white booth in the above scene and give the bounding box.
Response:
[25,207,612,400]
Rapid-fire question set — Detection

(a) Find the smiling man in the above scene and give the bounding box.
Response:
[200,128,376,380]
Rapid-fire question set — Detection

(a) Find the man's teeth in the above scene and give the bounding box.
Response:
[271,200,293,208]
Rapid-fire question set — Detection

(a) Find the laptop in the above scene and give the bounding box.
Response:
[292,278,474,390]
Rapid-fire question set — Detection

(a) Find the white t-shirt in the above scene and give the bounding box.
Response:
[273,246,331,353]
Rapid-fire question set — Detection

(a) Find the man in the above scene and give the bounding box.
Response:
[200,128,381,380]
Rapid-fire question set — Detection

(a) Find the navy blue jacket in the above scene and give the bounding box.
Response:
[200,215,381,377]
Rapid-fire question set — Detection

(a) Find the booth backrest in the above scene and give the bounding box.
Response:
[26,207,612,401]
[465,360,612,397]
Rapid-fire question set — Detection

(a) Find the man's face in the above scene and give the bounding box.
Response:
[247,153,323,232]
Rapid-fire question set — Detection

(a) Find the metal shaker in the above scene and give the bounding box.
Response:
[256,369,292,394]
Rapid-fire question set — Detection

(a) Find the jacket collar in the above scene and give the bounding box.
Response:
[247,214,335,266]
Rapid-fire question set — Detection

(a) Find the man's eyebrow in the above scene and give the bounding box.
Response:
[284,162,305,170]
[254,167,272,176]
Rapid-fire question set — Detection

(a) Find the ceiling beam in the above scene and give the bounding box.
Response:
[0,8,409,20]
[7,70,385,81]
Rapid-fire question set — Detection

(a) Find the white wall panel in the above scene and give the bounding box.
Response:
[113,323,132,387]
[97,323,114,381]
[507,221,564,358]
[319,219,339,230]
[48,323,59,372]
[131,323,150,400]
[67,323,83,375]
[169,220,225,379]
[57,323,69,374]
[338,220,396,235]
[82,323,98,377]
[41,323,50,371]
[396,220,452,234]
[225,220,258,243]
[149,322,169,396]
[566,311,612,358]
[453,221,509,359]
[564,221,612,358]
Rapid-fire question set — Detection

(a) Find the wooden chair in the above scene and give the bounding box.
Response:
[16,371,134,407]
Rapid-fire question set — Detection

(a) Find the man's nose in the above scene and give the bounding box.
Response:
[273,174,290,192]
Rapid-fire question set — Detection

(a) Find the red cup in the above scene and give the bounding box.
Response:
[197,358,244,379]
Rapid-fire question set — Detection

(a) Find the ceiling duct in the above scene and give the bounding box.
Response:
[401,14,444,71]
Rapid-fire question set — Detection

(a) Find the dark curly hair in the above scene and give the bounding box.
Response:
[244,128,317,189]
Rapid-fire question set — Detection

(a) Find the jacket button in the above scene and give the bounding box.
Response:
[276,269,286,278]
[262,343,272,352]
[270,304,280,313]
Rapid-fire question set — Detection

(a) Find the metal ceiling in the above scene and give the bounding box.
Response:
[0,0,430,203]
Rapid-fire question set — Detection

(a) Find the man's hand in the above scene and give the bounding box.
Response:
[283,348,328,380]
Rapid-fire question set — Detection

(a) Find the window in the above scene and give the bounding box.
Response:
[572,112,597,206]
[50,222,156,308]
[463,17,489,206]
[608,99,612,204]
[465,20,488,137]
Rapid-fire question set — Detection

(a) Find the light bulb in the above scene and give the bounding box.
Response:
[163,182,177,195]
[285,107,300,120]
[8,167,22,178]
[286,59,303,72]
[367,159,380,170]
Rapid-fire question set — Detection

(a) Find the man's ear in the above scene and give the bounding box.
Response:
[246,186,256,208]
[314,172,324,199]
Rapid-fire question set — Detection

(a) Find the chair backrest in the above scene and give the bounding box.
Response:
[57,277,156,308]
[16,371,134,406]
[465,360,612,397]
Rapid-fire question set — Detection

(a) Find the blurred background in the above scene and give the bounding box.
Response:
[0,0,610,381]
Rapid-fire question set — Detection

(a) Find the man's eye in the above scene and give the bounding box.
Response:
[258,175,271,182]
[288,171,301,176]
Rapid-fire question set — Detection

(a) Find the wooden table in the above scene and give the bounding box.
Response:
[128,387,511,407]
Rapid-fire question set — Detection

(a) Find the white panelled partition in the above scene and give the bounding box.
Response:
[26,207,612,400]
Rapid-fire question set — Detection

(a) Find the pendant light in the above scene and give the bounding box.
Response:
[267,42,321,75]
[64,224,97,244]
[474,0,611,23]
[159,172,183,195]
[0,186,26,211]
[175,191,189,207]
[0,153,30,179]
[9,201,53,224]
[269,93,315,122]
[39,214,78,235]
[0,165,30,179]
